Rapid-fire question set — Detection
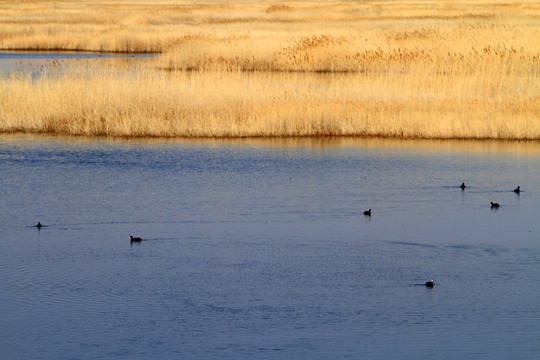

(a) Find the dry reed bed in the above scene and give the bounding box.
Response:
[1,0,539,139]
[2,62,538,139]
[1,0,539,55]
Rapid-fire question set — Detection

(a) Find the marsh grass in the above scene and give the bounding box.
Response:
[2,62,538,139]
[0,0,539,139]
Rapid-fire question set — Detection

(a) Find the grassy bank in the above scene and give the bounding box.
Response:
[2,65,538,139]
[0,0,539,139]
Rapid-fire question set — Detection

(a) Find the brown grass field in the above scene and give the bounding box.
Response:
[0,0,539,139]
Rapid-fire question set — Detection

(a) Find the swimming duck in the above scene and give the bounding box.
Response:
[460,182,466,190]
[130,235,142,243]
[425,280,434,287]
[364,209,371,216]
[35,222,42,228]
[514,186,520,194]
[491,202,500,208]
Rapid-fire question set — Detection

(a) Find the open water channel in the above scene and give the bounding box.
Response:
[1,134,539,359]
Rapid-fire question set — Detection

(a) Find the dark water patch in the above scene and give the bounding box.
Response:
[446,244,478,250]
[388,240,439,249]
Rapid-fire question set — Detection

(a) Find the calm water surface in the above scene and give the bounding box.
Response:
[0,51,156,77]
[1,135,539,359]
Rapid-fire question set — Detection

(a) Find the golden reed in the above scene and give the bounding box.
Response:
[0,0,539,139]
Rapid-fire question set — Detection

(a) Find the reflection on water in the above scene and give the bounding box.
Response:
[0,134,539,359]
[4,133,540,155]
[172,136,540,155]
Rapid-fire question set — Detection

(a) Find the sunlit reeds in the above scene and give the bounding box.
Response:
[2,0,539,57]
[0,0,539,139]
[2,59,538,139]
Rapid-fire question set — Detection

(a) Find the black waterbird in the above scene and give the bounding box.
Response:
[491,202,500,208]
[514,186,520,194]
[460,182,466,190]
[130,235,142,243]
[425,280,434,287]
[364,209,371,216]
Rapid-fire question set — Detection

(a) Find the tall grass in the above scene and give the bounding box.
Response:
[0,0,539,139]
[2,62,538,139]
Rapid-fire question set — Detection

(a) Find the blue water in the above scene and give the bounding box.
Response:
[1,134,539,359]
[0,51,156,76]
[0,51,156,60]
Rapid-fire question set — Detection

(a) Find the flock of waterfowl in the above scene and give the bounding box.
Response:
[360,183,521,216]
[33,183,522,288]
[489,185,520,208]
[361,183,521,287]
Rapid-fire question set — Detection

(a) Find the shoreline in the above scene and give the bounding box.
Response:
[2,131,540,142]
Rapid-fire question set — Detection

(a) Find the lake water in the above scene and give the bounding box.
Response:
[0,51,156,77]
[1,134,539,359]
